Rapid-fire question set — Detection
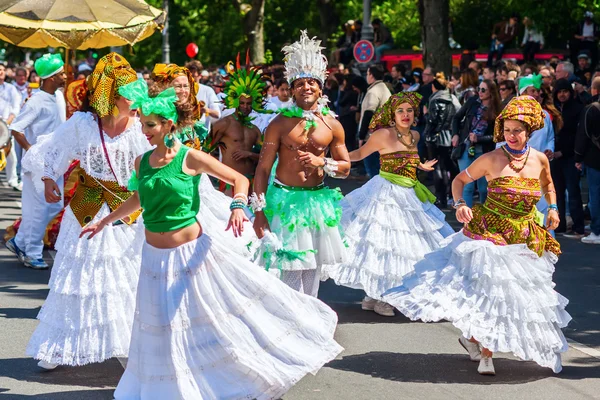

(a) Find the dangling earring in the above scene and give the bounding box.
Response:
[413,120,418,127]
[389,121,396,127]
[164,133,175,149]
[112,105,119,117]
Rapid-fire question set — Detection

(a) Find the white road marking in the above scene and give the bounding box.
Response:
[567,338,600,359]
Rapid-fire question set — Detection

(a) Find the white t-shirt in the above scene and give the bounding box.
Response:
[0,82,21,120]
[11,90,62,145]
[583,22,594,40]
[268,96,293,109]
[196,84,221,130]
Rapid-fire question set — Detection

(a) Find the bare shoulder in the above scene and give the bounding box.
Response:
[410,129,420,140]
[532,147,549,164]
[326,114,343,131]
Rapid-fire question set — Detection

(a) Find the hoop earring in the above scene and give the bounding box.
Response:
[389,121,396,127]
[413,120,418,127]
[164,133,176,149]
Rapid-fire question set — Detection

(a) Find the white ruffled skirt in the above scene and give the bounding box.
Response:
[114,234,343,399]
[197,174,256,257]
[26,204,145,366]
[382,232,571,373]
[325,175,454,299]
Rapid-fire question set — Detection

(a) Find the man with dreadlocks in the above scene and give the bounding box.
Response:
[209,54,264,195]
[251,31,350,297]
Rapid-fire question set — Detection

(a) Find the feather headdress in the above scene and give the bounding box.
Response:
[223,50,268,113]
[282,30,328,85]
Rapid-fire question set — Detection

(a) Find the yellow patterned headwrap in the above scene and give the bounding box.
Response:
[151,64,200,110]
[86,53,137,118]
[494,95,545,142]
[369,92,422,132]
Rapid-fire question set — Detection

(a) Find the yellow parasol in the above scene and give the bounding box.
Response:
[0,0,165,50]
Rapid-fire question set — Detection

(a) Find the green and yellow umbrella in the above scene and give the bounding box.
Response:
[0,0,165,50]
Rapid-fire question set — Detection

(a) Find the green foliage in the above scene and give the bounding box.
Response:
[450,0,600,50]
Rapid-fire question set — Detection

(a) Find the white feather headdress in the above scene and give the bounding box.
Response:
[282,30,328,85]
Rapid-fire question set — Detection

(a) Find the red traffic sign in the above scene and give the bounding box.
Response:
[354,40,375,63]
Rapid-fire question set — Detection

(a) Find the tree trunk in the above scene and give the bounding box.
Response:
[232,0,266,64]
[420,0,451,74]
[316,0,340,51]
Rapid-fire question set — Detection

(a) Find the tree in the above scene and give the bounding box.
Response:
[420,0,451,74]
[232,0,266,64]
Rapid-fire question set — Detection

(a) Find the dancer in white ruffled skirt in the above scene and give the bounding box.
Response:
[327,92,453,316]
[383,96,570,375]
[82,80,342,399]
[23,53,149,369]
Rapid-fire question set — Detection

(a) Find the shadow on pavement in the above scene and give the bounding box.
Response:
[328,351,600,385]
[0,358,122,389]
[0,389,114,399]
[0,306,40,319]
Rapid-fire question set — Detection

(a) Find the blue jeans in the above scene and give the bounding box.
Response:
[457,147,488,207]
[364,152,380,178]
[587,166,600,235]
[375,43,393,62]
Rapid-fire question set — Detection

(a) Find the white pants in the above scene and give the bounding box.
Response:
[15,172,63,259]
[4,138,18,186]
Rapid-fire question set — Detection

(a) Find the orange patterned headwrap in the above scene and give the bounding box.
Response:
[65,79,87,118]
[369,92,422,132]
[151,63,200,111]
[86,52,137,118]
[494,95,545,142]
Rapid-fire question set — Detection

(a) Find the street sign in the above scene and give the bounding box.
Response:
[354,40,375,63]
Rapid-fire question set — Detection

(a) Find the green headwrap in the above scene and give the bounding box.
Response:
[118,79,179,123]
[518,74,543,95]
[34,53,64,79]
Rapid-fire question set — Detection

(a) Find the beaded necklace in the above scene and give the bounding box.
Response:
[502,144,530,172]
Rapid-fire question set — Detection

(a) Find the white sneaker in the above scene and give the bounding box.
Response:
[458,337,482,361]
[37,360,58,370]
[478,357,495,375]
[374,301,395,317]
[361,296,377,311]
[582,232,600,244]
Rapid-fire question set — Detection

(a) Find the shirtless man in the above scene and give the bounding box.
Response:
[250,31,350,296]
[210,95,261,195]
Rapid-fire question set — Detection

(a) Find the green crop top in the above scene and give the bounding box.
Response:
[134,146,201,233]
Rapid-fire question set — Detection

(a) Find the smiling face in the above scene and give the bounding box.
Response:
[291,77,322,109]
[171,75,191,104]
[503,119,528,150]
[140,113,174,146]
[393,102,415,129]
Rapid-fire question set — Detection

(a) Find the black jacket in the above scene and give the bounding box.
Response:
[424,89,457,147]
[338,89,358,118]
[574,101,600,170]
[553,78,584,157]
[451,96,495,153]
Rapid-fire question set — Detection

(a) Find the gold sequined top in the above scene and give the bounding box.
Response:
[380,151,420,180]
[463,176,561,256]
[70,168,141,227]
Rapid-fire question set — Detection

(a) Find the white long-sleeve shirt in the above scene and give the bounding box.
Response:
[522,27,545,46]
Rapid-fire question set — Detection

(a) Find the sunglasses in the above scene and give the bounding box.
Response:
[477,87,487,93]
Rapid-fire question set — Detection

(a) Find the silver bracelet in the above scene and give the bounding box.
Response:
[249,192,267,212]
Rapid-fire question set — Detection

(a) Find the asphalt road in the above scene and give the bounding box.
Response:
[1,173,599,400]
